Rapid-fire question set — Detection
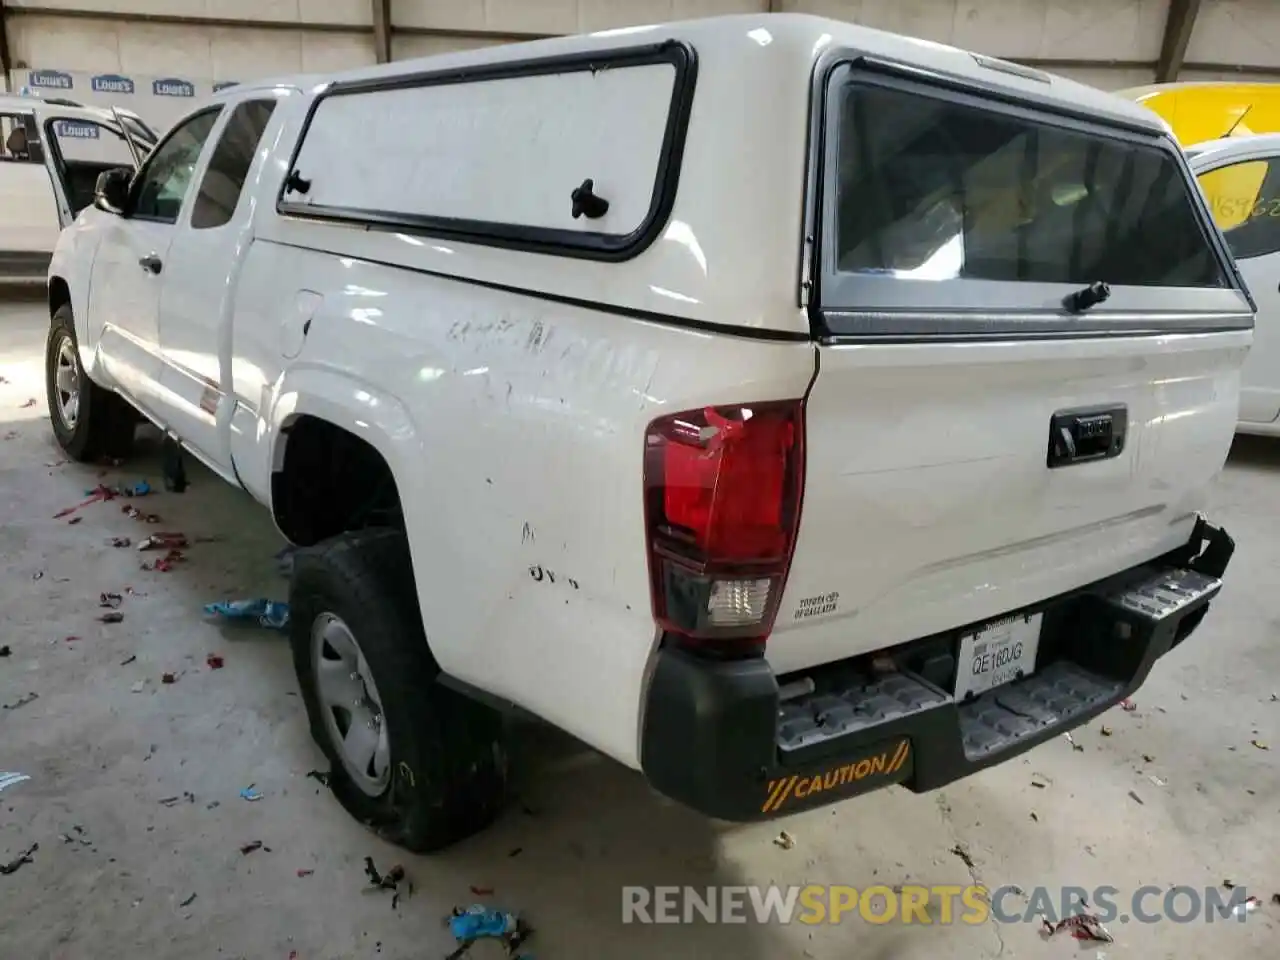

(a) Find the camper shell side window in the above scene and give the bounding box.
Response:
[276,41,697,262]
[809,59,1254,341]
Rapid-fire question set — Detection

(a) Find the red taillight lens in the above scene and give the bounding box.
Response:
[643,400,806,656]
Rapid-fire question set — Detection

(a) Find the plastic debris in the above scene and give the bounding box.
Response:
[161,672,177,685]
[0,842,38,875]
[1100,726,1113,737]
[139,532,189,551]
[365,857,412,909]
[203,598,290,630]
[122,504,162,523]
[3,692,38,711]
[1064,732,1083,751]
[1233,896,1260,918]
[1143,753,1155,763]
[306,770,330,787]
[108,536,131,548]
[99,592,123,609]
[239,841,266,855]
[1272,893,1280,906]
[98,612,124,624]
[1128,790,1144,805]
[950,843,976,868]
[773,830,796,850]
[159,793,195,807]
[296,869,314,878]
[1149,775,1166,787]
[240,785,263,802]
[0,645,10,657]
[130,681,146,693]
[120,655,136,666]
[179,892,197,908]
[0,773,30,794]
[446,905,532,959]
[67,516,82,525]
[1251,739,1269,751]
[53,484,117,519]
[19,398,35,408]
[146,549,187,572]
[1041,911,1114,943]
[1120,699,1137,712]
[206,653,224,670]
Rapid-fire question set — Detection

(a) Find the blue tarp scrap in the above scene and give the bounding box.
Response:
[203,599,289,630]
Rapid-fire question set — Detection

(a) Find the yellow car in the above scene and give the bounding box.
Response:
[1118,81,1280,145]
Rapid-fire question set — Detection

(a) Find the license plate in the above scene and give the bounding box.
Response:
[954,612,1042,701]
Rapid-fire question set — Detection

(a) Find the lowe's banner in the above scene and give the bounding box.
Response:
[91,74,135,96]
[9,68,236,136]
[52,120,101,140]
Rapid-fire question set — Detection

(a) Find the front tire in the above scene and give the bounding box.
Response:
[290,528,508,852]
[45,304,136,461]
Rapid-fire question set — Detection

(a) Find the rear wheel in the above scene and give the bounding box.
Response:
[290,528,508,852]
[45,304,136,461]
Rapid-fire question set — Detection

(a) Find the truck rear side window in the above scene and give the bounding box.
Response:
[192,99,277,230]
[832,83,1227,289]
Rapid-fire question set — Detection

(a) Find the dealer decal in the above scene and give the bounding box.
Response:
[761,739,911,814]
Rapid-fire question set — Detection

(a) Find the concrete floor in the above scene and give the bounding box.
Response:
[0,298,1275,959]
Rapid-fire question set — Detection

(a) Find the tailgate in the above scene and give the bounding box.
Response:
[770,59,1254,674]
[770,330,1247,673]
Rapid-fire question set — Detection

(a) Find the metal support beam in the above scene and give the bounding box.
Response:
[371,0,390,63]
[1156,0,1202,83]
[0,0,12,92]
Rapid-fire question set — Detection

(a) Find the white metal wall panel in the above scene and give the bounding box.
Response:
[390,34,505,61]
[1187,0,1280,71]
[5,0,371,26]
[390,0,767,34]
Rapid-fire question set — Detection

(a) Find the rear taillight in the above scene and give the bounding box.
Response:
[643,400,806,657]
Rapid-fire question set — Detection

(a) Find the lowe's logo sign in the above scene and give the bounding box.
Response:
[54,121,100,140]
[91,74,135,95]
[28,69,73,90]
[152,77,195,98]
[212,81,238,93]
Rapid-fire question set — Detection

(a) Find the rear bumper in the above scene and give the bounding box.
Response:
[640,516,1234,821]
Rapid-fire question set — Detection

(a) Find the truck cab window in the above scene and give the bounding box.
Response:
[132,109,221,223]
[1198,157,1280,261]
[1,114,33,162]
[192,100,277,230]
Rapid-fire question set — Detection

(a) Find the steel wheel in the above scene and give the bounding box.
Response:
[52,334,80,431]
[311,612,391,796]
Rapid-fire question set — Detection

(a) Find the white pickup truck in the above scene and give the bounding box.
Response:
[0,95,156,282]
[47,13,1245,851]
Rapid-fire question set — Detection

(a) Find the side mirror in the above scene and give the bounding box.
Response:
[94,168,133,215]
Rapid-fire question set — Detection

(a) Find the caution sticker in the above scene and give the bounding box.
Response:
[761,739,911,814]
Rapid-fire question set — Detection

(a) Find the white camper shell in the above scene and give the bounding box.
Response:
[46,14,1244,848]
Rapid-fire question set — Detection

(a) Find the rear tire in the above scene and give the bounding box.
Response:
[45,304,136,462]
[290,528,508,852]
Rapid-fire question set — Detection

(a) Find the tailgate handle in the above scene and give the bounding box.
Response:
[1047,405,1126,468]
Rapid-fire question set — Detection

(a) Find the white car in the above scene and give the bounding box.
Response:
[0,94,156,282]
[46,13,1242,850]
[1187,134,1280,435]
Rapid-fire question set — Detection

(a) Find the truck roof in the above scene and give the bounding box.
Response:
[0,93,138,127]
[226,13,1162,134]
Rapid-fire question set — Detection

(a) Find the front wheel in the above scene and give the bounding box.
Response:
[45,304,135,461]
[290,528,508,852]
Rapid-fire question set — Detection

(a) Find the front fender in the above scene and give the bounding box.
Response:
[49,212,106,370]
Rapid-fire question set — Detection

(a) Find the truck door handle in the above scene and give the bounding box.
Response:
[138,254,162,275]
[1047,405,1127,468]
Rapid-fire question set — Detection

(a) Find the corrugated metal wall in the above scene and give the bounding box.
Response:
[5,0,1280,131]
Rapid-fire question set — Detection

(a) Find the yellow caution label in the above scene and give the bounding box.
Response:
[761,739,910,814]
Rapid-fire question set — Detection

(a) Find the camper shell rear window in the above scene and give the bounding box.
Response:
[813,63,1252,339]
[277,41,696,262]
